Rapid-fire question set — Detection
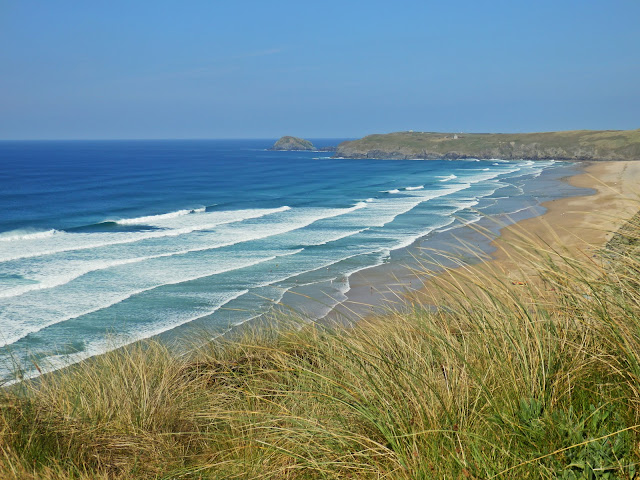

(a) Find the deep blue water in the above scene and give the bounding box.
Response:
[0,139,583,382]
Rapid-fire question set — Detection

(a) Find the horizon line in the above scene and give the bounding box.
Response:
[0,137,356,142]
[1,127,638,142]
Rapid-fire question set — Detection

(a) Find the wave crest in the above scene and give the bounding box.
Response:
[438,174,457,182]
[0,229,60,242]
[115,207,206,226]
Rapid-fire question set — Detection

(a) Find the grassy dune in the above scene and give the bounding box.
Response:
[335,129,640,160]
[2,212,640,479]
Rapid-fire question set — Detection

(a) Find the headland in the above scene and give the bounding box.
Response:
[335,129,640,161]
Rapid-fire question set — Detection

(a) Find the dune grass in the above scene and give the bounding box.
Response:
[2,213,640,479]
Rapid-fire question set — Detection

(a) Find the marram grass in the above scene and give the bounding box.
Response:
[2,213,640,479]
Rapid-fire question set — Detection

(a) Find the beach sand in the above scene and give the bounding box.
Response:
[326,160,640,321]
[484,160,639,280]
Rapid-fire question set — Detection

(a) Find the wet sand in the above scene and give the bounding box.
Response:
[327,161,640,321]
[484,160,639,281]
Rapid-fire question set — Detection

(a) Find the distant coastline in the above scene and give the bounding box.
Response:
[334,129,640,161]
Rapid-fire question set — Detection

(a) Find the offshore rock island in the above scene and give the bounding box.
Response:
[335,129,640,161]
[270,136,315,151]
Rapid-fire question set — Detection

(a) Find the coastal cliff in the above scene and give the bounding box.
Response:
[270,136,315,151]
[335,129,640,161]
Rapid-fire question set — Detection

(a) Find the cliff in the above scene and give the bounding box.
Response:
[270,136,315,151]
[335,129,640,161]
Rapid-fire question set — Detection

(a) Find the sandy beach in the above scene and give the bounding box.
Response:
[410,159,640,311]
[482,161,639,279]
[327,160,640,320]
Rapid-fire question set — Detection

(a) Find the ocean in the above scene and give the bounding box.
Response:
[0,139,588,383]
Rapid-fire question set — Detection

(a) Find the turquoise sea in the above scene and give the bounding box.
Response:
[0,139,588,383]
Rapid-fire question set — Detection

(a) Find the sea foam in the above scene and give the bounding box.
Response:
[115,208,205,225]
[0,206,293,263]
[0,229,60,242]
[438,174,457,182]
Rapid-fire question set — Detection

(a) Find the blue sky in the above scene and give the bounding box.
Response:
[1,0,638,139]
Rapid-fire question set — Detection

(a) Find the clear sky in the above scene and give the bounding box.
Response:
[1,0,638,139]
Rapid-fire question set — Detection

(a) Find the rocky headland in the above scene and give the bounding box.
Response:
[335,129,640,161]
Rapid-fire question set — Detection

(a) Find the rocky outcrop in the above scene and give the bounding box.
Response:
[334,130,640,161]
[270,136,315,151]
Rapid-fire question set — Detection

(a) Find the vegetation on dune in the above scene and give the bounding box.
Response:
[335,129,640,160]
[2,209,640,478]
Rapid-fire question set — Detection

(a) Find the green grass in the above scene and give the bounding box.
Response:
[2,211,640,478]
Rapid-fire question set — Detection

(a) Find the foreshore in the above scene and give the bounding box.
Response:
[5,160,637,388]
[327,160,640,321]
[481,160,639,281]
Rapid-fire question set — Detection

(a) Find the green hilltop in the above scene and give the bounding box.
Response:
[336,129,640,161]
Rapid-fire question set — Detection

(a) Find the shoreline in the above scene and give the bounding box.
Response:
[483,160,639,281]
[326,160,639,322]
[5,160,638,388]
